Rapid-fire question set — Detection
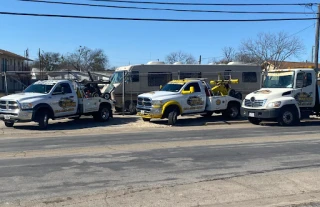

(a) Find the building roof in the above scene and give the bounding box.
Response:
[279,61,320,69]
[0,49,33,61]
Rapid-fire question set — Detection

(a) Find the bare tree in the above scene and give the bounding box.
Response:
[239,31,305,68]
[165,51,197,64]
[221,46,236,62]
[31,52,65,71]
[66,46,109,72]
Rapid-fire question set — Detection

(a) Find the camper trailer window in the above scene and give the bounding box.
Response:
[242,72,257,82]
[180,72,201,79]
[148,72,172,86]
[131,71,139,82]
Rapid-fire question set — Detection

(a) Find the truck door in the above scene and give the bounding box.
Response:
[294,72,315,108]
[51,83,78,117]
[182,82,206,113]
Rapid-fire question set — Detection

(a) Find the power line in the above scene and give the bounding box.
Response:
[289,23,316,37]
[91,0,316,7]
[20,0,317,15]
[0,11,317,22]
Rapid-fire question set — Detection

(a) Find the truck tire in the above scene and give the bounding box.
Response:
[4,122,14,127]
[223,103,240,119]
[278,107,299,126]
[142,118,151,122]
[37,110,49,130]
[94,105,111,122]
[168,108,178,125]
[248,117,261,125]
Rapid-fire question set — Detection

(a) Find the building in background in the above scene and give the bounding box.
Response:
[0,49,32,93]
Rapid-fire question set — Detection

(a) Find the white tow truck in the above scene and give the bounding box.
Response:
[0,78,114,129]
[136,78,242,125]
[241,68,320,126]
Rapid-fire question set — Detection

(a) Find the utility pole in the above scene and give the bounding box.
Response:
[198,55,202,65]
[314,4,320,75]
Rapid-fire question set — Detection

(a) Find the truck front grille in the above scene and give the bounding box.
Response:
[244,99,266,107]
[0,100,19,110]
[137,97,152,107]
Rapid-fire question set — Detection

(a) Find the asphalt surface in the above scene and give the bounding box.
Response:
[1,123,320,205]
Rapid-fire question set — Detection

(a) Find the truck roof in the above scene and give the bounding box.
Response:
[271,68,316,72]
[168,79,202,84]
[33,79,71,85]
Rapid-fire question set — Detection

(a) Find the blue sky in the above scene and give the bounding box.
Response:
[1,0,319,68]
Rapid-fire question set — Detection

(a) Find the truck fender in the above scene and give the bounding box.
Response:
[32,103,55,121]
[162,101,183,115]
[280,101,301,119]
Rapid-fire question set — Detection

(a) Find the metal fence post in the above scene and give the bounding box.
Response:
[122,70,125,116]
[4,72,8,95]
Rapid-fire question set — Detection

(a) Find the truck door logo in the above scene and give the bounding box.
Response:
[55,98,77,113]
[187,96,204,106]
[294,92,313,106]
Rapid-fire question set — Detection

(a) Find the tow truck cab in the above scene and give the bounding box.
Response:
[241,68,320,126]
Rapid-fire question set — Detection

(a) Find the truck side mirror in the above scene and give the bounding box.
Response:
[61,87,65,94]
[190,86,195,93]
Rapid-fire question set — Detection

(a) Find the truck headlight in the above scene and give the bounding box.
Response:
[20,103,33,109]
[152,100,163,108]
[267,101,281,108]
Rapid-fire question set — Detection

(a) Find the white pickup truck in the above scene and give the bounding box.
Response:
[136,79,242,125]
[241,68,320,126]
[0,79,114,129]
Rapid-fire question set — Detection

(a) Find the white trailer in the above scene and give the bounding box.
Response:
[103,61,262,114]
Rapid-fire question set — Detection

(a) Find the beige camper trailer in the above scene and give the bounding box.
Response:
[103,61,262,113]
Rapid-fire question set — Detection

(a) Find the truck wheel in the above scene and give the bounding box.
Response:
[142,118,151,122]
[223,103,240,119]
[248,117,261,125]
[278,107,299,126]
[37,110,49,130]
[168,108,178,125]
[94,106,111,122]
[4,122,14,127]
[128,102,137,115]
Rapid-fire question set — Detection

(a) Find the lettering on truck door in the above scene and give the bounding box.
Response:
[294,72,315,107]
[182,82,206,113]
[51,83,78,117]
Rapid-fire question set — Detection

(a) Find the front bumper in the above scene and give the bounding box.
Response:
[137,107,163,119]
[241,107,281,119]
[0,110,33,122]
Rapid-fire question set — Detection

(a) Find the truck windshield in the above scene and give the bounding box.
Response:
[24,84,55,94]
[263,71,294,88]
[160,83,184,92]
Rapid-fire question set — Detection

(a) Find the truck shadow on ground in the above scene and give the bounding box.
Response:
[150,116,247,127]
[12,116,140,131]
[260,119,320,127]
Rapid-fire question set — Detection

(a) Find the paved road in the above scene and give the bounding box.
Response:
[1,123,320,206]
